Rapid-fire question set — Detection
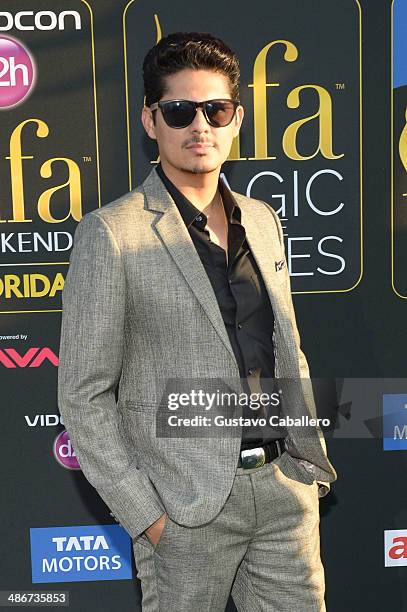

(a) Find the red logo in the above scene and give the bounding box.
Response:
[388,537,407,560]
[0,347,58,367]
[385,530,407,567]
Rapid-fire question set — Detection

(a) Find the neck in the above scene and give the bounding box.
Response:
[160,160,220,210]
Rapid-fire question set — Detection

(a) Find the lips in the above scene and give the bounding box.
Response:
[187,143,213,155]
[186,143,214,152]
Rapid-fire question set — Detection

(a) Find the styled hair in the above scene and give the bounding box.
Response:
[142,32,240,108]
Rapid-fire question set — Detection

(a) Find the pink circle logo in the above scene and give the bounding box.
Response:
[0,35,36,110]
[54,430,81,470]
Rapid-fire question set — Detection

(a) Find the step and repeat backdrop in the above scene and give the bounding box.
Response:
[0,0,406,610]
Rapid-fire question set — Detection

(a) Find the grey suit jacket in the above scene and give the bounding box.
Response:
[57,166,337,540]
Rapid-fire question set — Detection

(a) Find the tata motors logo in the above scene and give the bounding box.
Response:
[382,394,407,450]
[385,529,407,567]
[30,525,133,583]
[0,35,35,109]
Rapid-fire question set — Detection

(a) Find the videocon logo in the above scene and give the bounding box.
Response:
[0,35,36,109]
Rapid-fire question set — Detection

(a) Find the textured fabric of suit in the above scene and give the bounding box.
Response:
[133,459,325,611]
[57,166,337,542]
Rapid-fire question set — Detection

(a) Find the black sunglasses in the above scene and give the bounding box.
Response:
[149,98,240,129]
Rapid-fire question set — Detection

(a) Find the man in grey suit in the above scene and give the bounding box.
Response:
[58,31,337,611]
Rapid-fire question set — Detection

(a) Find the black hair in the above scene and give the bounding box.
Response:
[143,31,240,108]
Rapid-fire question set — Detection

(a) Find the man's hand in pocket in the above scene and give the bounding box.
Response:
[144,512,168,547]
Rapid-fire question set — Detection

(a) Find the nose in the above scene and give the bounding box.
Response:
[190,107,209,133]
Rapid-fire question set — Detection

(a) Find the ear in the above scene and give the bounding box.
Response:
[141,106,157,141]
[232,105,244,138]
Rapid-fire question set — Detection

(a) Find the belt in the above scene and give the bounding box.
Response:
[237,438,286,469]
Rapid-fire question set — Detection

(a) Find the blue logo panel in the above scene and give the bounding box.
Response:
[30,524,133,583]
[383,394,407,451]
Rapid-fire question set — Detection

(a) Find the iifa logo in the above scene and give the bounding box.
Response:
[30,525,133,583]
[383,394,407,450]
[385,529,407,567]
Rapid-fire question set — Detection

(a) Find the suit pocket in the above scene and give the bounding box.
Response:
[274,267,287,284]
[274,451,316,486]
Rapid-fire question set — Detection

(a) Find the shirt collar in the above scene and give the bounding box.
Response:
[155,162,240,228]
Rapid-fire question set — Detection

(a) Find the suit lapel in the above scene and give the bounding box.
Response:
[142,167,289,369]
[142,167,237,363]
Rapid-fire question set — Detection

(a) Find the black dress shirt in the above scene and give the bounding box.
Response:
[155,163,287,450]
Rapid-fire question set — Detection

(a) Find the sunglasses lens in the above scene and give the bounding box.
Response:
[158,99,238,128]
[205,100,236,126]
[161,101,195,128]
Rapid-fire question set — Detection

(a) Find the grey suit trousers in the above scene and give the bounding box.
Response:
[132,453,325,612]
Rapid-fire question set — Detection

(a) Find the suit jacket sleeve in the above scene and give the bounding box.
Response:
[57,211,166,537]
[263,202,333,498]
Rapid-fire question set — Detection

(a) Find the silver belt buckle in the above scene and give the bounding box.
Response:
[241,446,266,469]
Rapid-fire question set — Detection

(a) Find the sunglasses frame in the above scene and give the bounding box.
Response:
[149,98,241,129]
